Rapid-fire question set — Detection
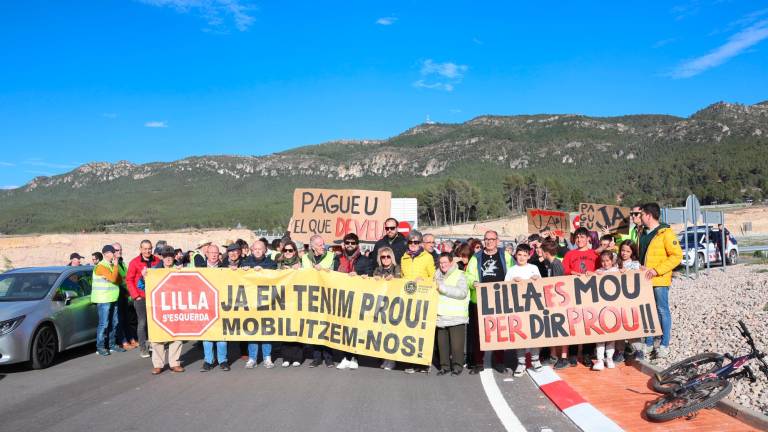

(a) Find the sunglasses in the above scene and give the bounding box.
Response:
[630,212,641,216]
[344,241,358,245]
[384,226,397,231]
[380,255,392,259]
[408,240,421,244]
[283,248,295,253]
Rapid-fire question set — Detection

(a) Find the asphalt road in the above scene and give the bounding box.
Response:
[0,343,578,432]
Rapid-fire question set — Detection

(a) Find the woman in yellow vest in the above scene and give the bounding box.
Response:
[435,253,469,376]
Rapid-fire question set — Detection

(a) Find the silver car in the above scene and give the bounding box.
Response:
[0,266,98,369]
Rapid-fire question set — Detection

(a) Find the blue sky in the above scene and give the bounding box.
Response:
[1,0,767,188]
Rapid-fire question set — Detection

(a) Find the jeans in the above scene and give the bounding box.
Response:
[247,342,272,360]
[203,341,228,364]
[133,298,148,350]
[96,302,119,350]
[116,292,137,345]
[646,286,671,348]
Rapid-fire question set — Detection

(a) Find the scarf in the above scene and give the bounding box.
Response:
[278,254,301,268]
[406,247,424,259]
[338,249,361,273]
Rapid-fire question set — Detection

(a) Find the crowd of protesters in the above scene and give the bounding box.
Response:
[67,202,682,376]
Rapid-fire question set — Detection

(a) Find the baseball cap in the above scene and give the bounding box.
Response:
[101,245,116,254]
[226,243,240,252]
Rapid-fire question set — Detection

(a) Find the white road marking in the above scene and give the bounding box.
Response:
[479,368,527,432]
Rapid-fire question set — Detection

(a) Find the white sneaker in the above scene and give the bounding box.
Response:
[245,358,256,369]
[513,364,526,377]
[263,356,274,369]
[292,361,301,367]
[530,359,542,371]
[655,346,670,359]
[336,357,351,370]
[606,358,616,369]
[281,360,290,368]
[592,359,605,371]
[349,357,358,370]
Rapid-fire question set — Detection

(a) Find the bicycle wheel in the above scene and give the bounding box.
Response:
[645,378,732,422]
[652,352,724,394]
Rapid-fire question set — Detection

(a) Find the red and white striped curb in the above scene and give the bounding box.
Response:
[528,366,624,432]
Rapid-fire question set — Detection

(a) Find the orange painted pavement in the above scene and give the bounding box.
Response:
[554,363,759,432]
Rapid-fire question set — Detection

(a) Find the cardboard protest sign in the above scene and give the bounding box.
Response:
[527,209,569,237]
[289,188,392,244]
[145,268,437,365]
[475,270,660,350]
[578,203,630,233]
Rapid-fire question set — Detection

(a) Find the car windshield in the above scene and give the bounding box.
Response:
[0,272,60,301]
[679,233,705,249]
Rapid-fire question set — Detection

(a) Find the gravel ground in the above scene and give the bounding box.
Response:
[647,264,768,415]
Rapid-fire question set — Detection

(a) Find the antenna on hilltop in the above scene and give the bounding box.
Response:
[425,115,435,125]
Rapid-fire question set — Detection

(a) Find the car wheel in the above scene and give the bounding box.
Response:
[30,325,58,369]
[696,253,705,270]
[727,250,737,265]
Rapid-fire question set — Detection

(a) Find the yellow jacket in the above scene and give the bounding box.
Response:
[400,250,436,280]
[643,226,683,286]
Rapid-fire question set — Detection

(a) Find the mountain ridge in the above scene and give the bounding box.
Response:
[1,101,766,234]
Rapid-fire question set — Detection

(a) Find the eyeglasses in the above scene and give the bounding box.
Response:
[630,212,641,216]
[423,241,434,244]
[384,226,397,231]
[283,248,295,253]
[380,255,392,259]
[114,249,121,252]
[344,241,358,245]
[483,237,497,241]
[408,240,421,245]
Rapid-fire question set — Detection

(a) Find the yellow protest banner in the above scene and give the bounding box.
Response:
[145,268,438,365]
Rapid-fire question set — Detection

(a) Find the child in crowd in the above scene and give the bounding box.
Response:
[541,240,571,369]
[617,240,641,362]
[593,250,619,370]
[618,240,641,271]
[505,244,542,376]
[596,250,618,274]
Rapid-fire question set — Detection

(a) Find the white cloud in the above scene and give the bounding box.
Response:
[376,17,397,26]
[413,59,468,92]
[0,162,14,167]
[137,0,255,32]
[449,108,462,114]
[420,59,467,79]
[413,80,454,92]
[145,121,169,128]
[670,18,768,78]
[101,112,118,119]
[1,185,19,190]
[472,37,483,45]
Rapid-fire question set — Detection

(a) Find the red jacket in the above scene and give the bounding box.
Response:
[126,254,160,300]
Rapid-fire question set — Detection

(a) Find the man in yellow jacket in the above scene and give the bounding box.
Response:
[638,203,683,360]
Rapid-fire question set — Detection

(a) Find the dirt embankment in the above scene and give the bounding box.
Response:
[0,229,258,269]
[427,205,768,239]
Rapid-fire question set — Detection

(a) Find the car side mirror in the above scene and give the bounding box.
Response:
[55,290,79,305]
